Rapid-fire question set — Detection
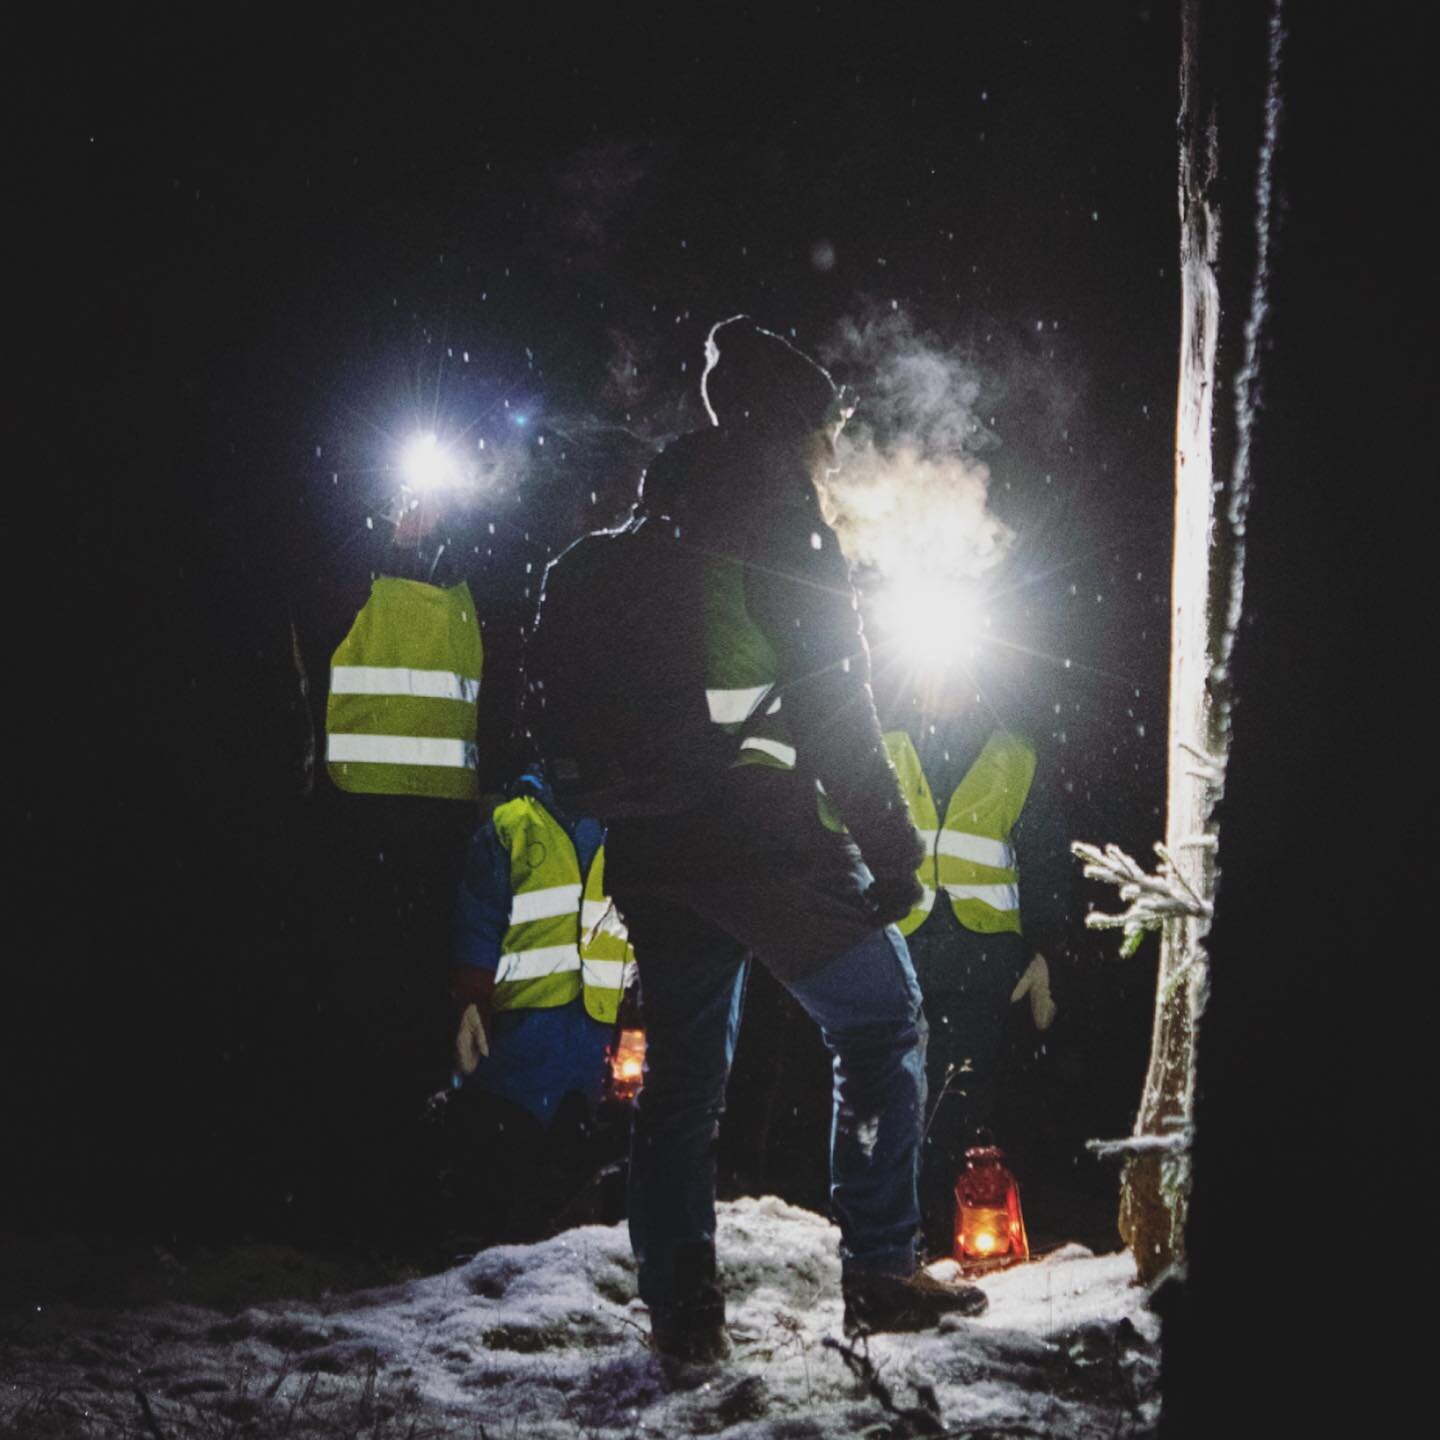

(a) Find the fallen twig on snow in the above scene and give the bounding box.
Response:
[134,1387,169,1440]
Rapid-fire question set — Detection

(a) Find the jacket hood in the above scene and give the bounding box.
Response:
[700,316,844,436]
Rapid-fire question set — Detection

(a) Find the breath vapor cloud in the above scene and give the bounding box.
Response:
[819,308,1015,585]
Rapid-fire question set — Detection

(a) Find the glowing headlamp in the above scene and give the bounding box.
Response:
[872,575,988,671]
[399,431,463,493]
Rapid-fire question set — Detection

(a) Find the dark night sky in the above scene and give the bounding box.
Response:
[97,3,1181,806]
[39,6,1196,1251]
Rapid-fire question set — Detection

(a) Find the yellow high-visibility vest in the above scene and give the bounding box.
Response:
[700,553,798,772]
[491,796,635,1020]
[326,577,483,799]
[578,846,634,1025]
[882,730,1036,937]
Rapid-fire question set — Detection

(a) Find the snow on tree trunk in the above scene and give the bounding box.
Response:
[1115,0,1220,1284]
[1096,0,1282,1286]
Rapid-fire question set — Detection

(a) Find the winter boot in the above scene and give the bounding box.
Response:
[648,1240,731,1364]
[842,1268,988,1337]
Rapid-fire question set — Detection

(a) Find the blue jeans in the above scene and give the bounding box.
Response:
[621,893,928,1306]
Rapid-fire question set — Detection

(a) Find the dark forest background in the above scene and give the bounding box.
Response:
[13,28,1420,1429]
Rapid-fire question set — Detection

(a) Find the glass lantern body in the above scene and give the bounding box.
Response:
[953,1145,1030,1271]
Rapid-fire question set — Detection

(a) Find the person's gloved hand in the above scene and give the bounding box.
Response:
[1010,953,1057,1031]
[865,870,925,927]
[449,966,495,1077]
[852,802,926,927]
[454,1005,489,1075]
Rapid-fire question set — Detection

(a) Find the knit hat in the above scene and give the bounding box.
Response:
[700,316,849,436]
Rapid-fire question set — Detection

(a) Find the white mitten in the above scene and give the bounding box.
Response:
[454,1003,490,1076]
[1010,953,1057,1031]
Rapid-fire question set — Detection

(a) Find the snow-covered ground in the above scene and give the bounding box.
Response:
[1,1198,1159,1438]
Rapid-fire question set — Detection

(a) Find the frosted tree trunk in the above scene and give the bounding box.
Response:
[1117,0,1278,1285]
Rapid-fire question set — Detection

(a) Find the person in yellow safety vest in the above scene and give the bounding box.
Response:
[443,770,637,1244]
[880,709,1069,1258]
[310,479,488,1251]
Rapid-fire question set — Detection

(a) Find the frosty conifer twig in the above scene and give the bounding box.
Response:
[1178,740,1224,786]
[1071,841,1212,956]
[1087,1130,1193,1160]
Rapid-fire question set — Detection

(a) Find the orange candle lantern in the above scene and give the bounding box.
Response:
[608,1027,646,1102]
[953,1144,1030,1272]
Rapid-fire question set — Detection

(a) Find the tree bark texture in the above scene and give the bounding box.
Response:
[1120,0,1270,1284]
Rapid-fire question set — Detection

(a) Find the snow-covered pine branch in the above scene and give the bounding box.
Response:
[1070,840,1213,957]
[1086,1130,1193,1160]
[1178,739,1224,787]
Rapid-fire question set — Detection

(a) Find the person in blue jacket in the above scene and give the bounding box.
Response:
[442,770,630,1242]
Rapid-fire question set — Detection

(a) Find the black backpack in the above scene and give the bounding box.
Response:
[525,517,739,819]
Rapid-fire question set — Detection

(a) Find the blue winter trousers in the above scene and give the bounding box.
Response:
[619,891,928,1307]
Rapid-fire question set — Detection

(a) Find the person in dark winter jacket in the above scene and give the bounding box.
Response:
[592,318,990,1359]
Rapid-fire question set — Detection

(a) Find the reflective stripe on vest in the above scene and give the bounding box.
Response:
[325,735,478,770]
[496,944,583,986]
[580,956,629,990]
[734,693,796,771]
[509,882,584,924]
[326,577,483,800]
[706,684,772,724]
[936,831,1016,870]
[331,665,481,703]
[738,735,798,768]
[944,882,1021,911]
[882,729,1035,937]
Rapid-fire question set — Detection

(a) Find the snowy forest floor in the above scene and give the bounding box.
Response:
[1,1198,1159,1439]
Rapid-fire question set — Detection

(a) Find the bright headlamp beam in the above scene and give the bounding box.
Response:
[399,431,461,492]
[874,576,987,671]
